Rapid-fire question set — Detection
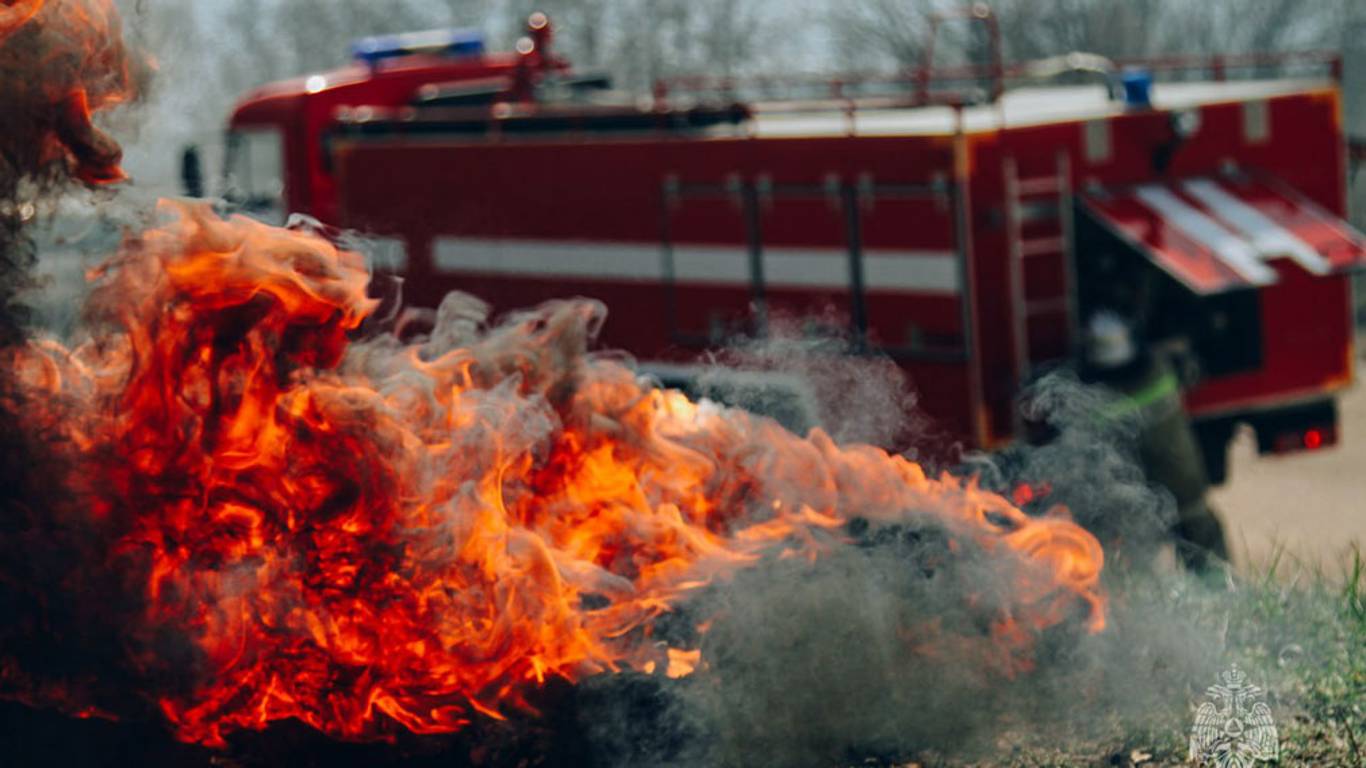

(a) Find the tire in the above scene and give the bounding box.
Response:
[1194,420,1234,487]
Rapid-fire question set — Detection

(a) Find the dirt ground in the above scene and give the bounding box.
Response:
[1210,377,1366,575]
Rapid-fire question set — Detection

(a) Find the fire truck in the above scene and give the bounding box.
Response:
[220,9,1366,479]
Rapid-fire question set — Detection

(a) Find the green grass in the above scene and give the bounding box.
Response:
[1189,548,1364,768]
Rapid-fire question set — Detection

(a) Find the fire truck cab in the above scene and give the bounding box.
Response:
[223,11,1366,476]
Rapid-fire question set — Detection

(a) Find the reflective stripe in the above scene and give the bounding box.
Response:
[1127,370,1180,410]
[434,238,661,280]
[1101,370,1181,420]
[1182,179,1328,275]
[863,250,960,293]
[1134,185,1278,285]
[357,236,408,271]
[431,237,961,293]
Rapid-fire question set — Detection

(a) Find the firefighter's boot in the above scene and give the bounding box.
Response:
[1173,499,1230,573]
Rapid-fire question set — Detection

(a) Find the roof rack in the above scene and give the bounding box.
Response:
[653,50,1341,117]
[335,101,750,138]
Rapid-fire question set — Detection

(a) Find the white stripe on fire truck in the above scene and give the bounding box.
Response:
[1133,185,1278,286]
[431,238,961,293]
[1181,179,1330,275]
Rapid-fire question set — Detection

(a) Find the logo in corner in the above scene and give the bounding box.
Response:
[1189,663,1279,768]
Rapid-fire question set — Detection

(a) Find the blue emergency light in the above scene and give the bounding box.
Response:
[1120,68,1153,109]
[351,28,485,67]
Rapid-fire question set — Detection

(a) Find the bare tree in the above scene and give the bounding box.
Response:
[826,0,941,71]
[501,0,614,66]
[993,0,1166,60]
[220,0,287,95]
[825,0,1344,74]
[1156,0,1337,55]
[496,0,777,93]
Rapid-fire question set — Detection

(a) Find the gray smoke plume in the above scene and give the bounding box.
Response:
[573,372,1219,768]
[694,315,933,454]
[0,0,148,341]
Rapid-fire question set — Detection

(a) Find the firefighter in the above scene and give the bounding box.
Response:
[1081,310,1230,572]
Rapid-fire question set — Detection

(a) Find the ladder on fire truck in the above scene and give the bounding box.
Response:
[1003,152,1077,385]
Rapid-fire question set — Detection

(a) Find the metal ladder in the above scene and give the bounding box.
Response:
[1003,152,1077,386]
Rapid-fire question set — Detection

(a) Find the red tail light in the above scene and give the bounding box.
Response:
[1270,425,1336,454]
[1303,428,1325,450]
[1252,400,1338,456]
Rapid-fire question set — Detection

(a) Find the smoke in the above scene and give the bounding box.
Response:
[560,372,1223,768]
[0,198,1111,756]
[664,559,1219,767]
[971,373,1180,566]
[0,0,145,188]
[0,0,147,342]
[692,314,938,459]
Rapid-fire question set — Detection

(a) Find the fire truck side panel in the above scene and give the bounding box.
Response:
[334,133,977,440]
[963,88,1353,432]
[321,74,1353,449]
[1081,90,1353,416]
[746,139,972,446]
[232,53,531,223]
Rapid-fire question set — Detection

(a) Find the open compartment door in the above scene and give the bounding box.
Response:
[1081,172,1366,295]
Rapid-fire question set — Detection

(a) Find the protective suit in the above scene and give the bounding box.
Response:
[1083,312,1230,571]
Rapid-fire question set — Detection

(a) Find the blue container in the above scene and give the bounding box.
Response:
[352,28,485,67]
[1121,68,1153,109]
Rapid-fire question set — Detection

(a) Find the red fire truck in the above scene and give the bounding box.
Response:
[221,10,1366,478]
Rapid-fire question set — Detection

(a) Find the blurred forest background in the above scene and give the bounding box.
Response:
[111,0,1366,194]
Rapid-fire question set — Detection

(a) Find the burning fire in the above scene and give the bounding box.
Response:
[0,0,1103,747]
[0,1,45,40]
[0,0,138,186]
[0,201,1106,746]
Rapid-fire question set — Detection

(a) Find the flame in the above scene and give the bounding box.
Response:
[0,0,138,187]
[1,201,1106,746]
[0,1,45,42]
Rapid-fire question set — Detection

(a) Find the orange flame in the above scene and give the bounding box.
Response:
[0,0,137,186]
[0,1,45,41]
[3,201,1105,746]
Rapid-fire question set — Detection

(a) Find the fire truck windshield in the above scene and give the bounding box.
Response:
[223,127,285,224]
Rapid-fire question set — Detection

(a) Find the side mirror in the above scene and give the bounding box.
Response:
[180,144,204,198]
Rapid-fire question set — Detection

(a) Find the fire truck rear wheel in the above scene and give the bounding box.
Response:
[1194,420,1234,487]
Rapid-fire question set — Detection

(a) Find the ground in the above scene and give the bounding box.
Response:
[1212,379,1366,573]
